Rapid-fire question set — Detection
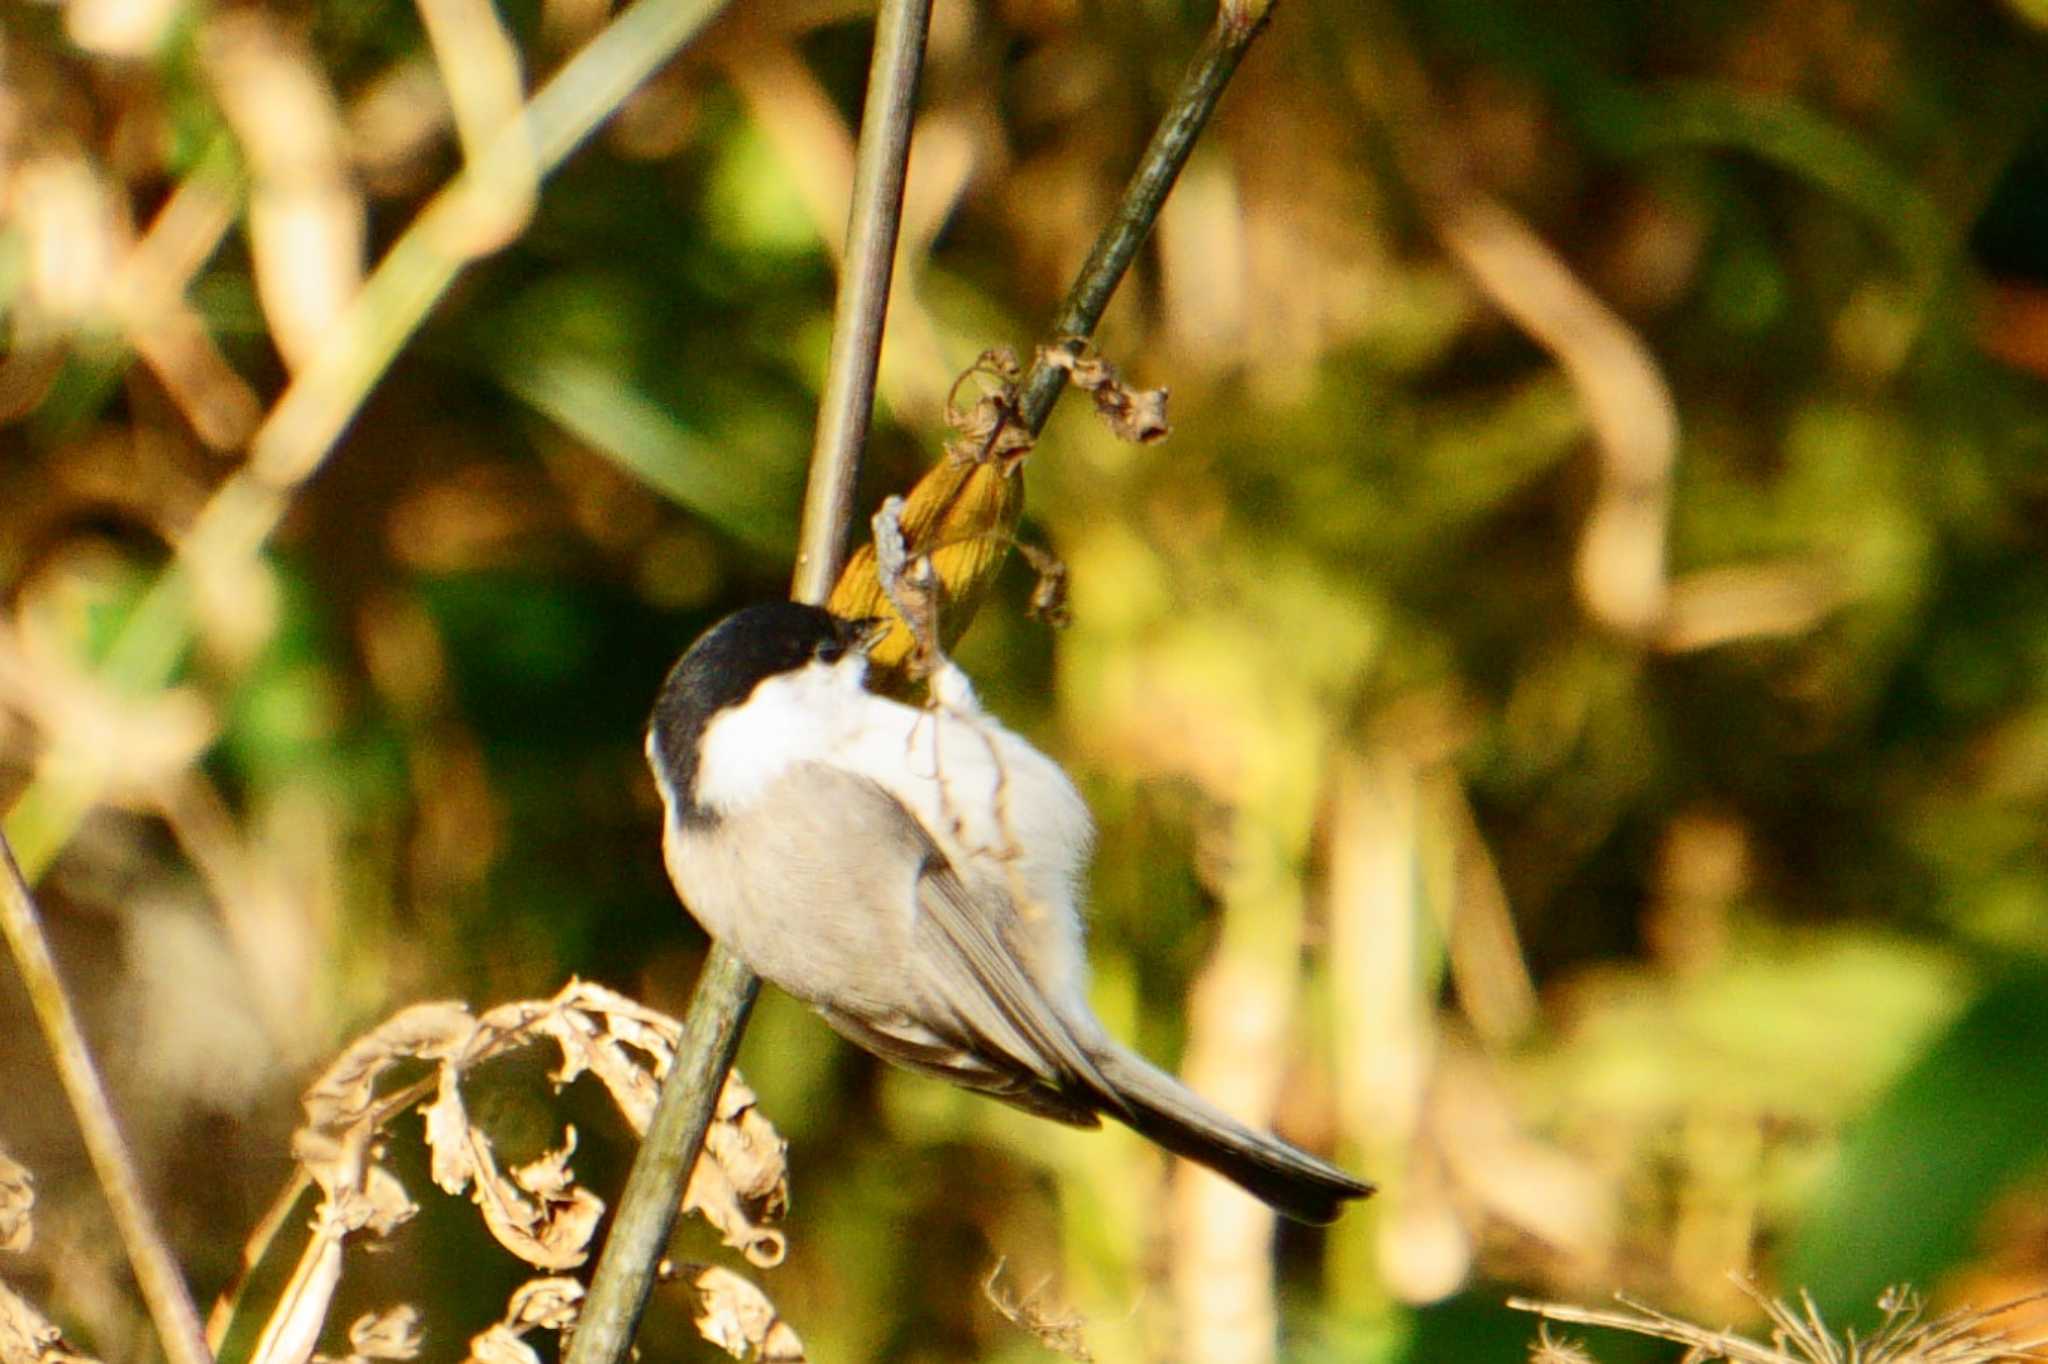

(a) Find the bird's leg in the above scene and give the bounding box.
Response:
[871,494,969,704]
[871,499,1015,860]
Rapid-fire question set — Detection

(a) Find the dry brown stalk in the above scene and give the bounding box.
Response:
[1511,1281,2048,1364]
[0,835,213,1364]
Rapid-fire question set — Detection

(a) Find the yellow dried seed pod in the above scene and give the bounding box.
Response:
[828,451,1024,697]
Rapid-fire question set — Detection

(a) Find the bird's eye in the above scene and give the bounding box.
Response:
[816,641,845,663]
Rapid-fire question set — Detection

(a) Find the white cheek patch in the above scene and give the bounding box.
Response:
[693,662,856,815]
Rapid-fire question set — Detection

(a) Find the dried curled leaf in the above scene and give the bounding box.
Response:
[1036,339,1170,444]
[510,982,681,1132]
[465,1127,604,1272]
[0,1151,33,1254]
[0,1278,100,1364]
[684,1074,791,1268]
[504,1278,582,1332]
[339,1306,421,1363]
[355,1164,420,1239]
[460,1325,536,1364]
[300,1000,474,1130]
[226,981,791,1364]
[421,1067,473,1195]
[688,1266,807,1364]
[459,1276,584,1364]
[1016,542,1071,628]
[940,347,1033,466]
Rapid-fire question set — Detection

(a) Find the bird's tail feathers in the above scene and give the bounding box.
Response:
[1085,1043,1373,1225]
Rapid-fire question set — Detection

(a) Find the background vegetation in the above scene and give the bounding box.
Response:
[6,0,2048,1360]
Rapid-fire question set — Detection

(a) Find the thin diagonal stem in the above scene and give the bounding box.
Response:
[565,3,933,1360]
[846,0,1279,672]
[796,0,935,604]
[1016,0,1275,435]
[0,831,212,1364]
[561,946,759,1364]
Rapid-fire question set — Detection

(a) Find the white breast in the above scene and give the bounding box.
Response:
[840,703,1091,906]
[690,655,1097,1005]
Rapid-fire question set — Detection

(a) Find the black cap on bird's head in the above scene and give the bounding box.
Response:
[647,602,885,823]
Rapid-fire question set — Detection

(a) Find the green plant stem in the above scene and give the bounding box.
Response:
[565,2,934,1360]
[1016,0,1275,435]
[0,830,213,1364]
[1,0,740,883]
[796,0,935,604]
[562,946,759,1364]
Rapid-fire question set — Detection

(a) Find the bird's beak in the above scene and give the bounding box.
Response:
[849,616,893,655]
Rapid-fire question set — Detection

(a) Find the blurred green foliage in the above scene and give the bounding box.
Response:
[7,0,2048,1360]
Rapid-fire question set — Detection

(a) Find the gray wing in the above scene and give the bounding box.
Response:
[750,763,1121,1119]
[902,839,1126,1118]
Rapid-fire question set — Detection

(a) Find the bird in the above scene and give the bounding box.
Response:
[645,599,1373,1223]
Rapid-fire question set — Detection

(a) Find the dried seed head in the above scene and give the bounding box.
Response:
[830,352,1030,695]
[0,1151,33,1254]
